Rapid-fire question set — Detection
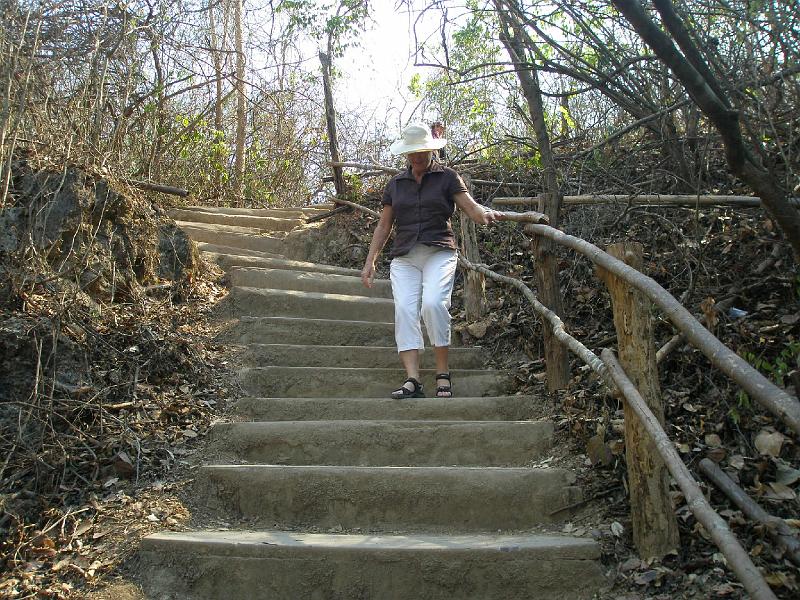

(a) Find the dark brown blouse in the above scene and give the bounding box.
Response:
[381,162,468,257]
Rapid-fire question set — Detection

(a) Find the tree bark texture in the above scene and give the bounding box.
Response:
[530,232,570,392]
[460,210,486,320]
[611,0,800,260]
[319,51,346,202]
[597,242,679,559]
[496,3,569,391]
[208,0,225,193]
[232,0,246,200]
[459,174,487,320]
[147,39,165,181]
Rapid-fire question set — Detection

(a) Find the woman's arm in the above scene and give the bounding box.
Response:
[361,204,394,288]
[454,191,503,225]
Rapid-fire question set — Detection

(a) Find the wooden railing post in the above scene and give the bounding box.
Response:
[597,241,679,559]
[460,212,487,320]
[460,175,487,320]
[529,192,570,392]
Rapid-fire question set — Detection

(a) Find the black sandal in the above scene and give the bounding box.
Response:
[391,377,425,399]
[435,372,452,398]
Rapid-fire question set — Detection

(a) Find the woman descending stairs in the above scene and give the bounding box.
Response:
[138,205,606,599]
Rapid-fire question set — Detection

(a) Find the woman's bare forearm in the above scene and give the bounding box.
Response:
[366,222,391,264]
[454,191,502,225]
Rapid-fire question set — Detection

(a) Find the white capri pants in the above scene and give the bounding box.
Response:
[389,243,458,352]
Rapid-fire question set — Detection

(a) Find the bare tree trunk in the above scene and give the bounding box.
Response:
[147,40,165,181]
[496,1,569,392]
[232,0,246,202]
[208,0,225,195]
[319,51,346,201]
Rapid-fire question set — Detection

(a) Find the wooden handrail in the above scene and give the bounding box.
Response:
[459,256,777,599]
[343,196,786,596]
[338,199,799,435]
[601,351,778,600]
[458,256,604,374]
[493,194,800,207]
[494,209,549,224]
[524,222,800,437]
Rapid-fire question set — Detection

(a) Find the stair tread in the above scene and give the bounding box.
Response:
[198,244,282,258]
[238,315,393,326]
[202,464,564,473]
[143,529,599,557]
[141,215,605,598]
[177,220,284,236]
[232,285,394,301]
[180,205,332,216]
[217,419,546,427]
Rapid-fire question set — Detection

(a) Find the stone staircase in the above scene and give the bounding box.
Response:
[138,205,605,599]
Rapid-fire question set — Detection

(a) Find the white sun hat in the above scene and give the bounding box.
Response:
[389,123,447,156]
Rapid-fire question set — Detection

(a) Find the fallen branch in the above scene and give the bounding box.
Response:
[601,351,778,600]
[122,178,188,197]
[699,458,800,568]
[305,204,351,223]
[329,160,400,175]
[316,197,380,218]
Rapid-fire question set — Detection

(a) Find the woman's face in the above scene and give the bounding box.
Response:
[407,151,433,171]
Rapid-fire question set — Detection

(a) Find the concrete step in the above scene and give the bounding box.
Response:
[180,204,333,218]
[233,395,539,422]
[226,267,392,298]
[203,251,360,276]
[196,243,283,259]
[138,530,603,600]
[240,344,485,368]
[195,465,581,531]
[208,420,553,467]
[238,366,509,398]
[218,286,395,322]
[177,221,286,254]
[169,208,302,231]
[217,316,397,346]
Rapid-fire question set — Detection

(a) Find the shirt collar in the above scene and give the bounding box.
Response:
[398,161,445,180]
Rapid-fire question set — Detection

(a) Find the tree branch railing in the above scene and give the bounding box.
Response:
[341,200,800,437]
[601,351,777,600]
[341,199,793,599]
[493,195,800,208]
[462,252,779,600]
[517,219,800,437]
[474,210,791,600]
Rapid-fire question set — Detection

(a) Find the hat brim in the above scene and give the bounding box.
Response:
[390,138,447,156]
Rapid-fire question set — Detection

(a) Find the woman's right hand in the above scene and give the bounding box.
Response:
[361,261,376,288]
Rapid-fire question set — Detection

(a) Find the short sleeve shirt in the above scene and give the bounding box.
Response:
[381,163,468,257]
